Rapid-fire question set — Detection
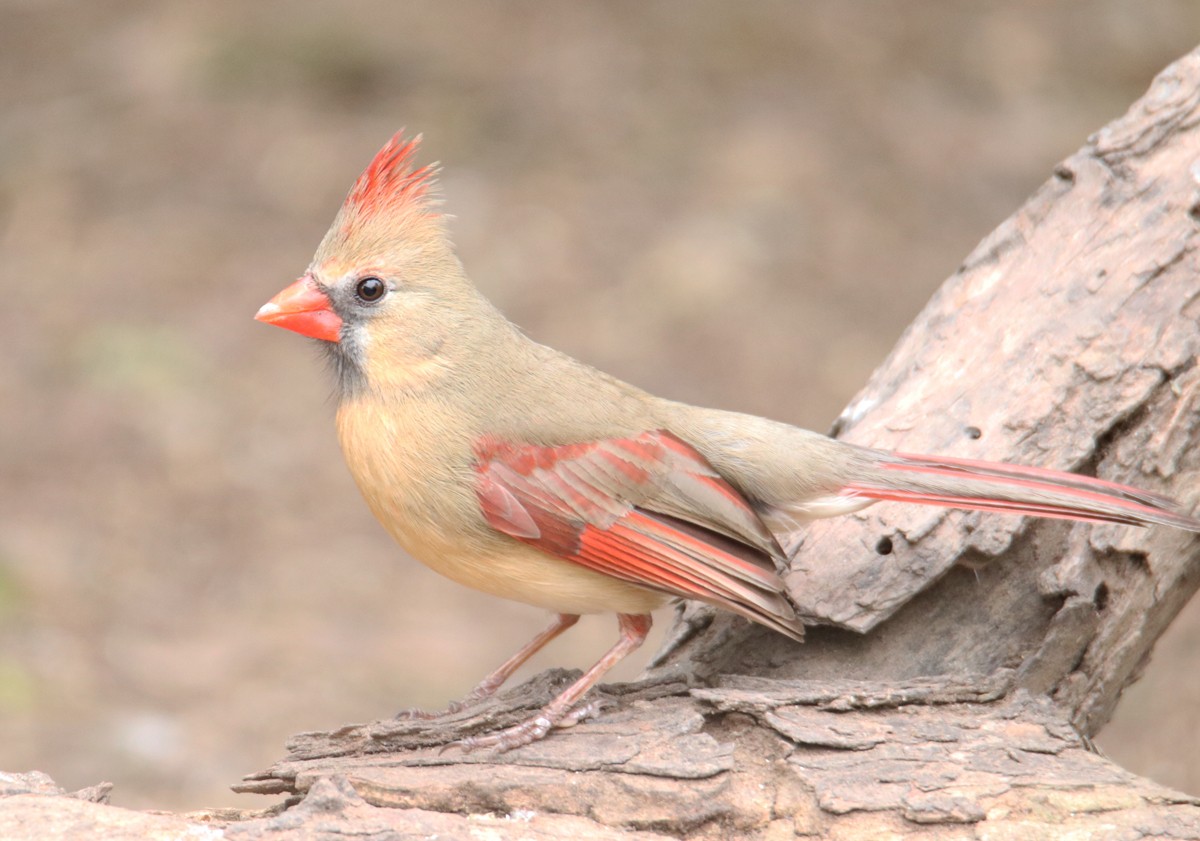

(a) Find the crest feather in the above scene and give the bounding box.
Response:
[344,131,439,220]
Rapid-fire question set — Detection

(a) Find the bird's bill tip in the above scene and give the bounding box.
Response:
[254,300,282,320]
[255,276,343,343]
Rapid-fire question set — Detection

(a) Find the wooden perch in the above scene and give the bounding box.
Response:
[5,45,1200,841]
[654,36,1200,748]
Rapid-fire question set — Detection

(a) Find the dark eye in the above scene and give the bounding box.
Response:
[354,276,387,303]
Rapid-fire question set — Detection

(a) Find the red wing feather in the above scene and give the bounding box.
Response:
[473,431,805,640]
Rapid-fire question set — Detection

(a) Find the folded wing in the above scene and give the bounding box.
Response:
[473,430,805,639]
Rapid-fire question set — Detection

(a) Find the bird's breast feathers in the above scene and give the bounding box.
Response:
[334,395,667,614]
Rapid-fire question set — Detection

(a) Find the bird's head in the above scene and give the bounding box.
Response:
[256,132,490,395]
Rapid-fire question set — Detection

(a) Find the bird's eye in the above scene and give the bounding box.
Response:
[354,276,387,303]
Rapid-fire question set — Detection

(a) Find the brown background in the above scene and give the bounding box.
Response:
[1,1,1198,811]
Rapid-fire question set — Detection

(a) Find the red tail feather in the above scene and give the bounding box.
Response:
[842,452,1200,531]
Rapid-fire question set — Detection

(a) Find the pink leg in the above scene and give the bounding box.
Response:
[397,613,579,719]
[450,613,652,753]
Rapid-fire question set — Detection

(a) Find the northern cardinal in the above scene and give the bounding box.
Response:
[256,132,1199,751]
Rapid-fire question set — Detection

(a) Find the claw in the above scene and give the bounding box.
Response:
[445,713,558,754]
[394,699,467,720]
[557,699,601,727]
[394,707,439,721]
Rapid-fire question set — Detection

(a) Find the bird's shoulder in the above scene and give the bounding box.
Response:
[470,338,663,444]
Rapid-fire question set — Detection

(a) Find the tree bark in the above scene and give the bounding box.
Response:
[6,43,1200,841]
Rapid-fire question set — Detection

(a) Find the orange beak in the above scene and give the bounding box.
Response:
[255,276,343,343]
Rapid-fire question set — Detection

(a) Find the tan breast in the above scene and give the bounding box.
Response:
[335,396,667,616]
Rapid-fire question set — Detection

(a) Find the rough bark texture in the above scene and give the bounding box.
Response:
[5,44,1200,841]
[655,36,1200,747]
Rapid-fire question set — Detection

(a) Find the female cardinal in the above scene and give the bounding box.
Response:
[256,132,1199,751]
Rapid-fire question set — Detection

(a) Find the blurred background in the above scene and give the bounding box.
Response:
[2,1,1199,811]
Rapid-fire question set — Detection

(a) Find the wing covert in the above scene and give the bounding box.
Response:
[473,430,804,640]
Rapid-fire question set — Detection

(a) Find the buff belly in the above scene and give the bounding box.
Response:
[392,523,669,616]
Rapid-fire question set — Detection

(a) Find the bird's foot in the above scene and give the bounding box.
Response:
[443,699,602,754]
[394,691,486,721]
[393,702,458,721]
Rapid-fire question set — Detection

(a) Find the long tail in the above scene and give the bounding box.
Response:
[842,451,1200,532]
